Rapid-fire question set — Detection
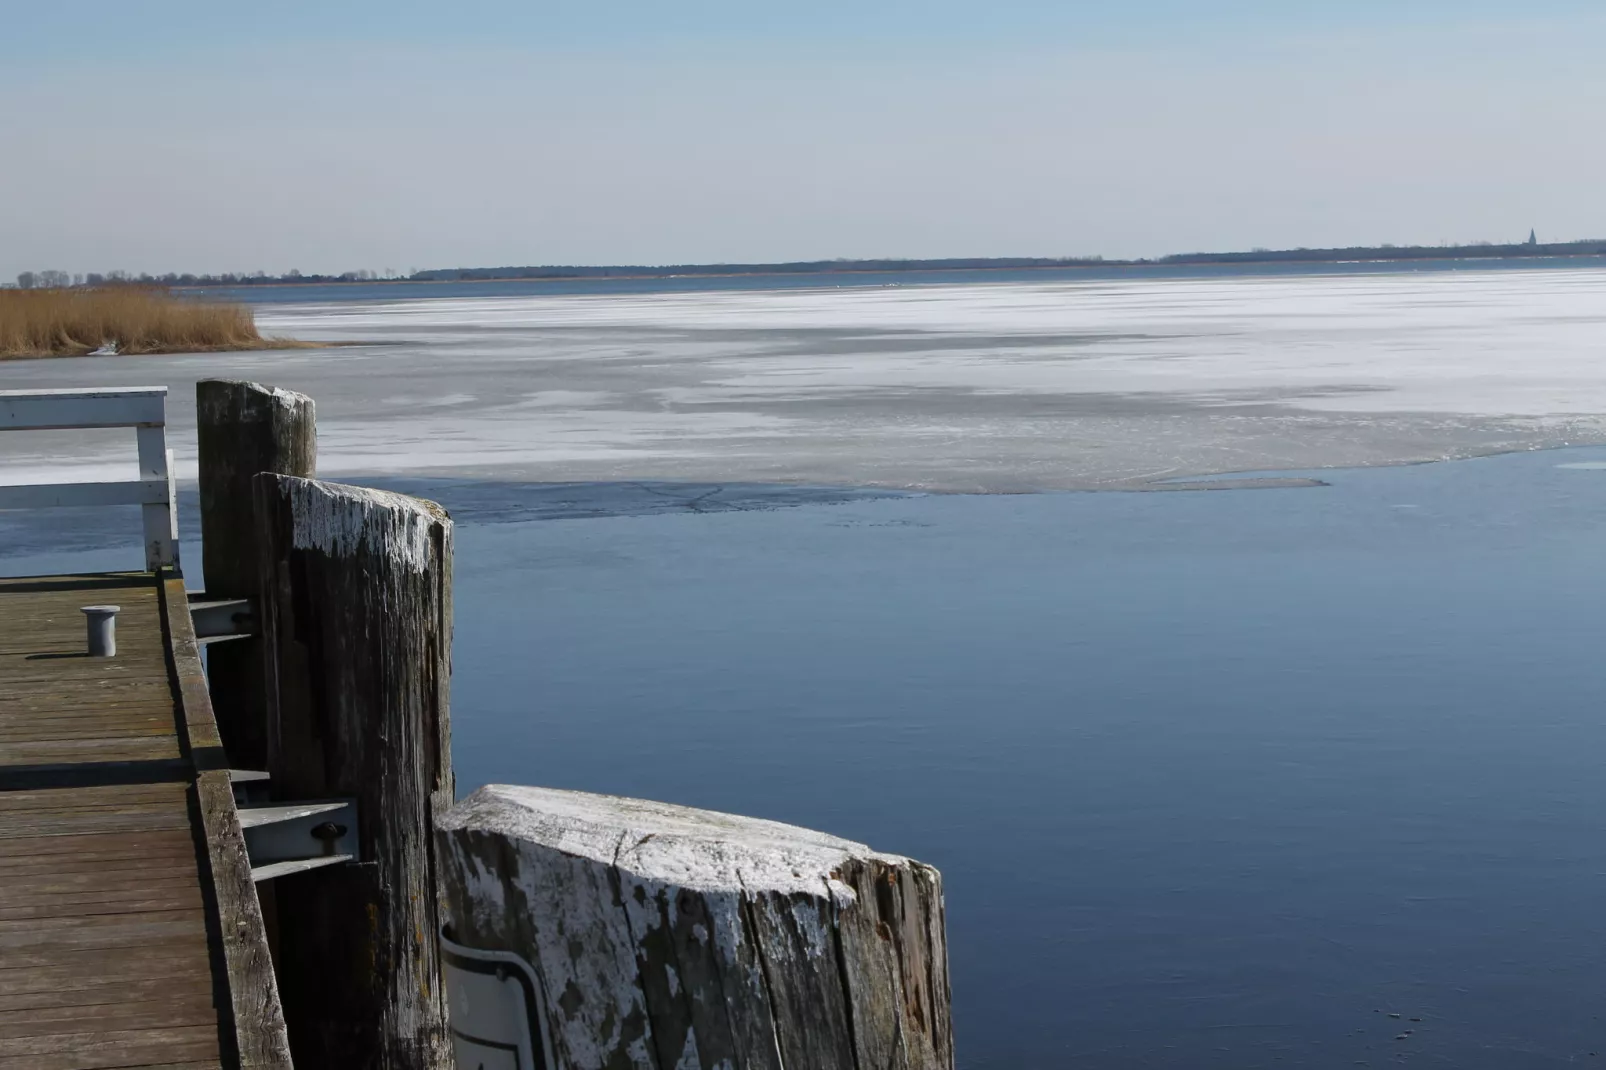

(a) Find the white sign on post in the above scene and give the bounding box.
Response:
[441,929,555,1070]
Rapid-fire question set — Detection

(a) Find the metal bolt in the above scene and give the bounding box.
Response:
[311,821,347,857]
[81,605,120,657]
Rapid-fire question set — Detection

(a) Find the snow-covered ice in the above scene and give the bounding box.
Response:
[3,267,1605,491]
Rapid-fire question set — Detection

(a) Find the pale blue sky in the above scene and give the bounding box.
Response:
[3,2,1603,276]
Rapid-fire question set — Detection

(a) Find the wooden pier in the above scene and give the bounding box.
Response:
[0,387,286,1070]
[1,380,954,1070]
[0,572,286,1070]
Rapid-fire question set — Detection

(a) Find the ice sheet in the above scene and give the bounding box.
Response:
[3,268,1604,491]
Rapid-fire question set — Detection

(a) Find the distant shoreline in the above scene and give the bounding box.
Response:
[26,240,1606,293]
[401,244,1606,286]
[219,252,1606,291]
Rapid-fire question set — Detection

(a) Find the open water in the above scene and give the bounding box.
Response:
[6,446,1606,1068]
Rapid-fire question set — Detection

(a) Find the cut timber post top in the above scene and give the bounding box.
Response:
[436,785,954,1070]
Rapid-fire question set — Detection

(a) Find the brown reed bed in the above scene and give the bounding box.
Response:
[0,287,315,359]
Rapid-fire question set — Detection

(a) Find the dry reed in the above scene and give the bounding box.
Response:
[0,287,310,359]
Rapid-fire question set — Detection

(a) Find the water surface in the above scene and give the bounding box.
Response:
[440,449,1606,1068]
[9,449,1599,1066]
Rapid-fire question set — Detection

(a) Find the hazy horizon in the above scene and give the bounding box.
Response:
[13,233,1606,288]
[5,1,1605,280]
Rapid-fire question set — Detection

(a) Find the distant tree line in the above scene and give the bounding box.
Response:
[13,239,1606,291]
[11,268,401,289]
[401,240,1606,281]
[1154,239,1606,265]
[409,256,1111,282]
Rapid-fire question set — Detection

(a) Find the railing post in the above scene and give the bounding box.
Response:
[196,379,315,769]
[1,387,178,568]
[135,422,178,571]
[435,786,954,1070]
[254,473,454,1070]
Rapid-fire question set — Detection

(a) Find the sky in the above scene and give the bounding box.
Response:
[3,1,1604,278]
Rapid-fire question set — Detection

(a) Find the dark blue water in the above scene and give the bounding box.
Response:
[182,256,1606,305]
[445,450,1606,1069]
[8,450,1606,1067]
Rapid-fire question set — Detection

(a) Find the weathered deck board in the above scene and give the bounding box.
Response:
[0,576,181,775]
[0,1026,225,1070]
[0,573,290,1070]
[0,830,197,864]
[0,974,217,1013]
[0,783,222,1068]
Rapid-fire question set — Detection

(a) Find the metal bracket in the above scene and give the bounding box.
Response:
[229,768,271,806]
[188,597,257,640]
[240,798,359,882]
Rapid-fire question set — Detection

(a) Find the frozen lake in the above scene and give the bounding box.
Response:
[3,267,1606,490]
[5,266,1606,1066]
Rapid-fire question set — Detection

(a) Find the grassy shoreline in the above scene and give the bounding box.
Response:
[0,287,312,359]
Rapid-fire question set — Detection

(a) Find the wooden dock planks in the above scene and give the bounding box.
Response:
[0,786,223,1067]
[0,573,287,1070]
[0,576,179,772]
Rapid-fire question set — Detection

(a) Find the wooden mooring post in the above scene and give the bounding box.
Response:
[254,473,455,1069]
[435,785,954,1070]
[196,378,316,770]
[190,379,951,1069]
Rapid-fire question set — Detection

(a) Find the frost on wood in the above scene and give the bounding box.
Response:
[436,785,953,1070]
[196,378,310,421]
[256,469,455,1068]
[275,475,446,573]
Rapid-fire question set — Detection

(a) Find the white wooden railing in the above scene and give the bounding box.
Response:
[0,387,179,570]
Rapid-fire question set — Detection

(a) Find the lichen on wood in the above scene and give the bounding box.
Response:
[436,785,953,1070]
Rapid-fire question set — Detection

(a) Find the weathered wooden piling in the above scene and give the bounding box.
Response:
[197,378,316,769]
[186,380,953,1070]
[254,473,454,1070]
[435,785,954,1070]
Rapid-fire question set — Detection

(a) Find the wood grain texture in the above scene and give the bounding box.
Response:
[436,785,954,1070]
[196,379,315,771]
[161,568,294,1070]
[0,784,222,1070]
[256,473,454,1070]
[0,991,221,1040]
[0,570,291,1070]
[0,1025,223,1070]
[0,575,180,771]
[0,975,216,1013]
[161,575,226,767]
[197,380,316,598]
[194,769,293,1070]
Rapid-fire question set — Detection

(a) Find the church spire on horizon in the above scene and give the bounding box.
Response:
[1528,229,1538,246]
